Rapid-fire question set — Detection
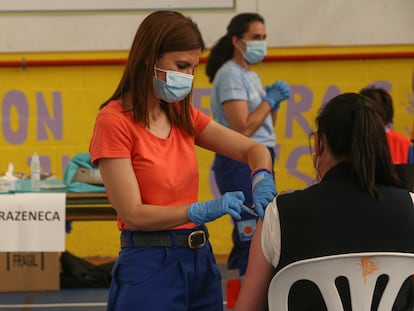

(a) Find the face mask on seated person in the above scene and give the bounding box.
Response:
[242,40,267,64]
[153,67,194,103]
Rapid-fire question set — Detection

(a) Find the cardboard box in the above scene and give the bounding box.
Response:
[0,252,60,292]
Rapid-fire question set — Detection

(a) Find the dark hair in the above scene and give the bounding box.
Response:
[359,86,394,125]
[316,92,399,198]
[205,13,264,83]
[100,11,205,135]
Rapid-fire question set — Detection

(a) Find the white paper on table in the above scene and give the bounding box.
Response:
[0,192,66,252]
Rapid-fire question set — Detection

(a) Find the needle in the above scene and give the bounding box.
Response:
[242,204,258,217]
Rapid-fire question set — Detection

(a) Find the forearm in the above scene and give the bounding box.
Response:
[246,143,273,172]
[271,109,278,126]
[99,158,193,231]
[116,203,191,231]
[238,101,272,137]
[196,121,272,169]
[119,191,245,231]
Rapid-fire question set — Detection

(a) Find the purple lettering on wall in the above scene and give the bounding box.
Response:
[2,90,29,145]
[61,155,71,176]
[285,145,316,187]
[321,85,341,106]
[24,154,71,177]
[274,144,281,161]
[209,168,220,198]
[27,155,51,173]
[36,91,63,141]
[285,85,313,137]
[26,154,72,177]
[365,80,392,92]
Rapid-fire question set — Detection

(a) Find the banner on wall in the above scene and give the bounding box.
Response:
[0,51,413,255]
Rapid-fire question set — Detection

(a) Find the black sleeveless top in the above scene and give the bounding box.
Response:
[275,163,414,311]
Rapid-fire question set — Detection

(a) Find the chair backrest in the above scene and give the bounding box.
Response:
[268,252,414,311]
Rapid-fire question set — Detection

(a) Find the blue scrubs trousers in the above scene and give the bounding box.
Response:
[213,148,275,276]
[107,228,223,311]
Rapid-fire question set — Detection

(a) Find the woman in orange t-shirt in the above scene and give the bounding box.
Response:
[89,11,276,311]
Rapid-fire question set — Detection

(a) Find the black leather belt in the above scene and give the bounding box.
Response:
[120,226,208,249]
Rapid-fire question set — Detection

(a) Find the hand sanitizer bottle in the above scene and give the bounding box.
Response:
[31,152,41,191]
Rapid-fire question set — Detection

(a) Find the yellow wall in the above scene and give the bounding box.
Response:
[1,45,413,257]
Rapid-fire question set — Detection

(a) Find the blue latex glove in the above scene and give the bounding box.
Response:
[251,169,277,219]
[188,191,244,224]
[264,80,291,110]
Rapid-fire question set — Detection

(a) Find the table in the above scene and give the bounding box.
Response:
[65,193,116,221]
[7,180,116,221]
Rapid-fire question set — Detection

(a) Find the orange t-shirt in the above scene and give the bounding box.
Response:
[386,129,411,164]
[89,100,211,230]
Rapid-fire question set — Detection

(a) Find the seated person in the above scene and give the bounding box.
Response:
[234,93,414,311]
[360,86,414,164]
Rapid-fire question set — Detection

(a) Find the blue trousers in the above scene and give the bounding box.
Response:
[107,229,223,311]
[213,148,275,276]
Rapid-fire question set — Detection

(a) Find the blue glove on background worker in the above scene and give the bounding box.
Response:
[264,80,291,110]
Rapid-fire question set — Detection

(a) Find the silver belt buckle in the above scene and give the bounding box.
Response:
[188,230,206,249]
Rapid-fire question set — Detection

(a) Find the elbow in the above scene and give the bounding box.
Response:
[114,205,151,231]
[122,215,154,231]
[233,125,253,137]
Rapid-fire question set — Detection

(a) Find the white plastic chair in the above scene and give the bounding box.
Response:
[268,252,414,311]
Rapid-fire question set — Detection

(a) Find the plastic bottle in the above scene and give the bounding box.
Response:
[31,152,41,191]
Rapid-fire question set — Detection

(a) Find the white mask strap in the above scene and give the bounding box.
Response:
[154,67,193,80]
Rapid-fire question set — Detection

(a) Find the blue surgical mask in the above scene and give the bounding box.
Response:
[242,40,267,64]
[153,67,194,103]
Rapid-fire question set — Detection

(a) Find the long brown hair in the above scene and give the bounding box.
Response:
[101,11,205,135]
[316,92,399,198]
